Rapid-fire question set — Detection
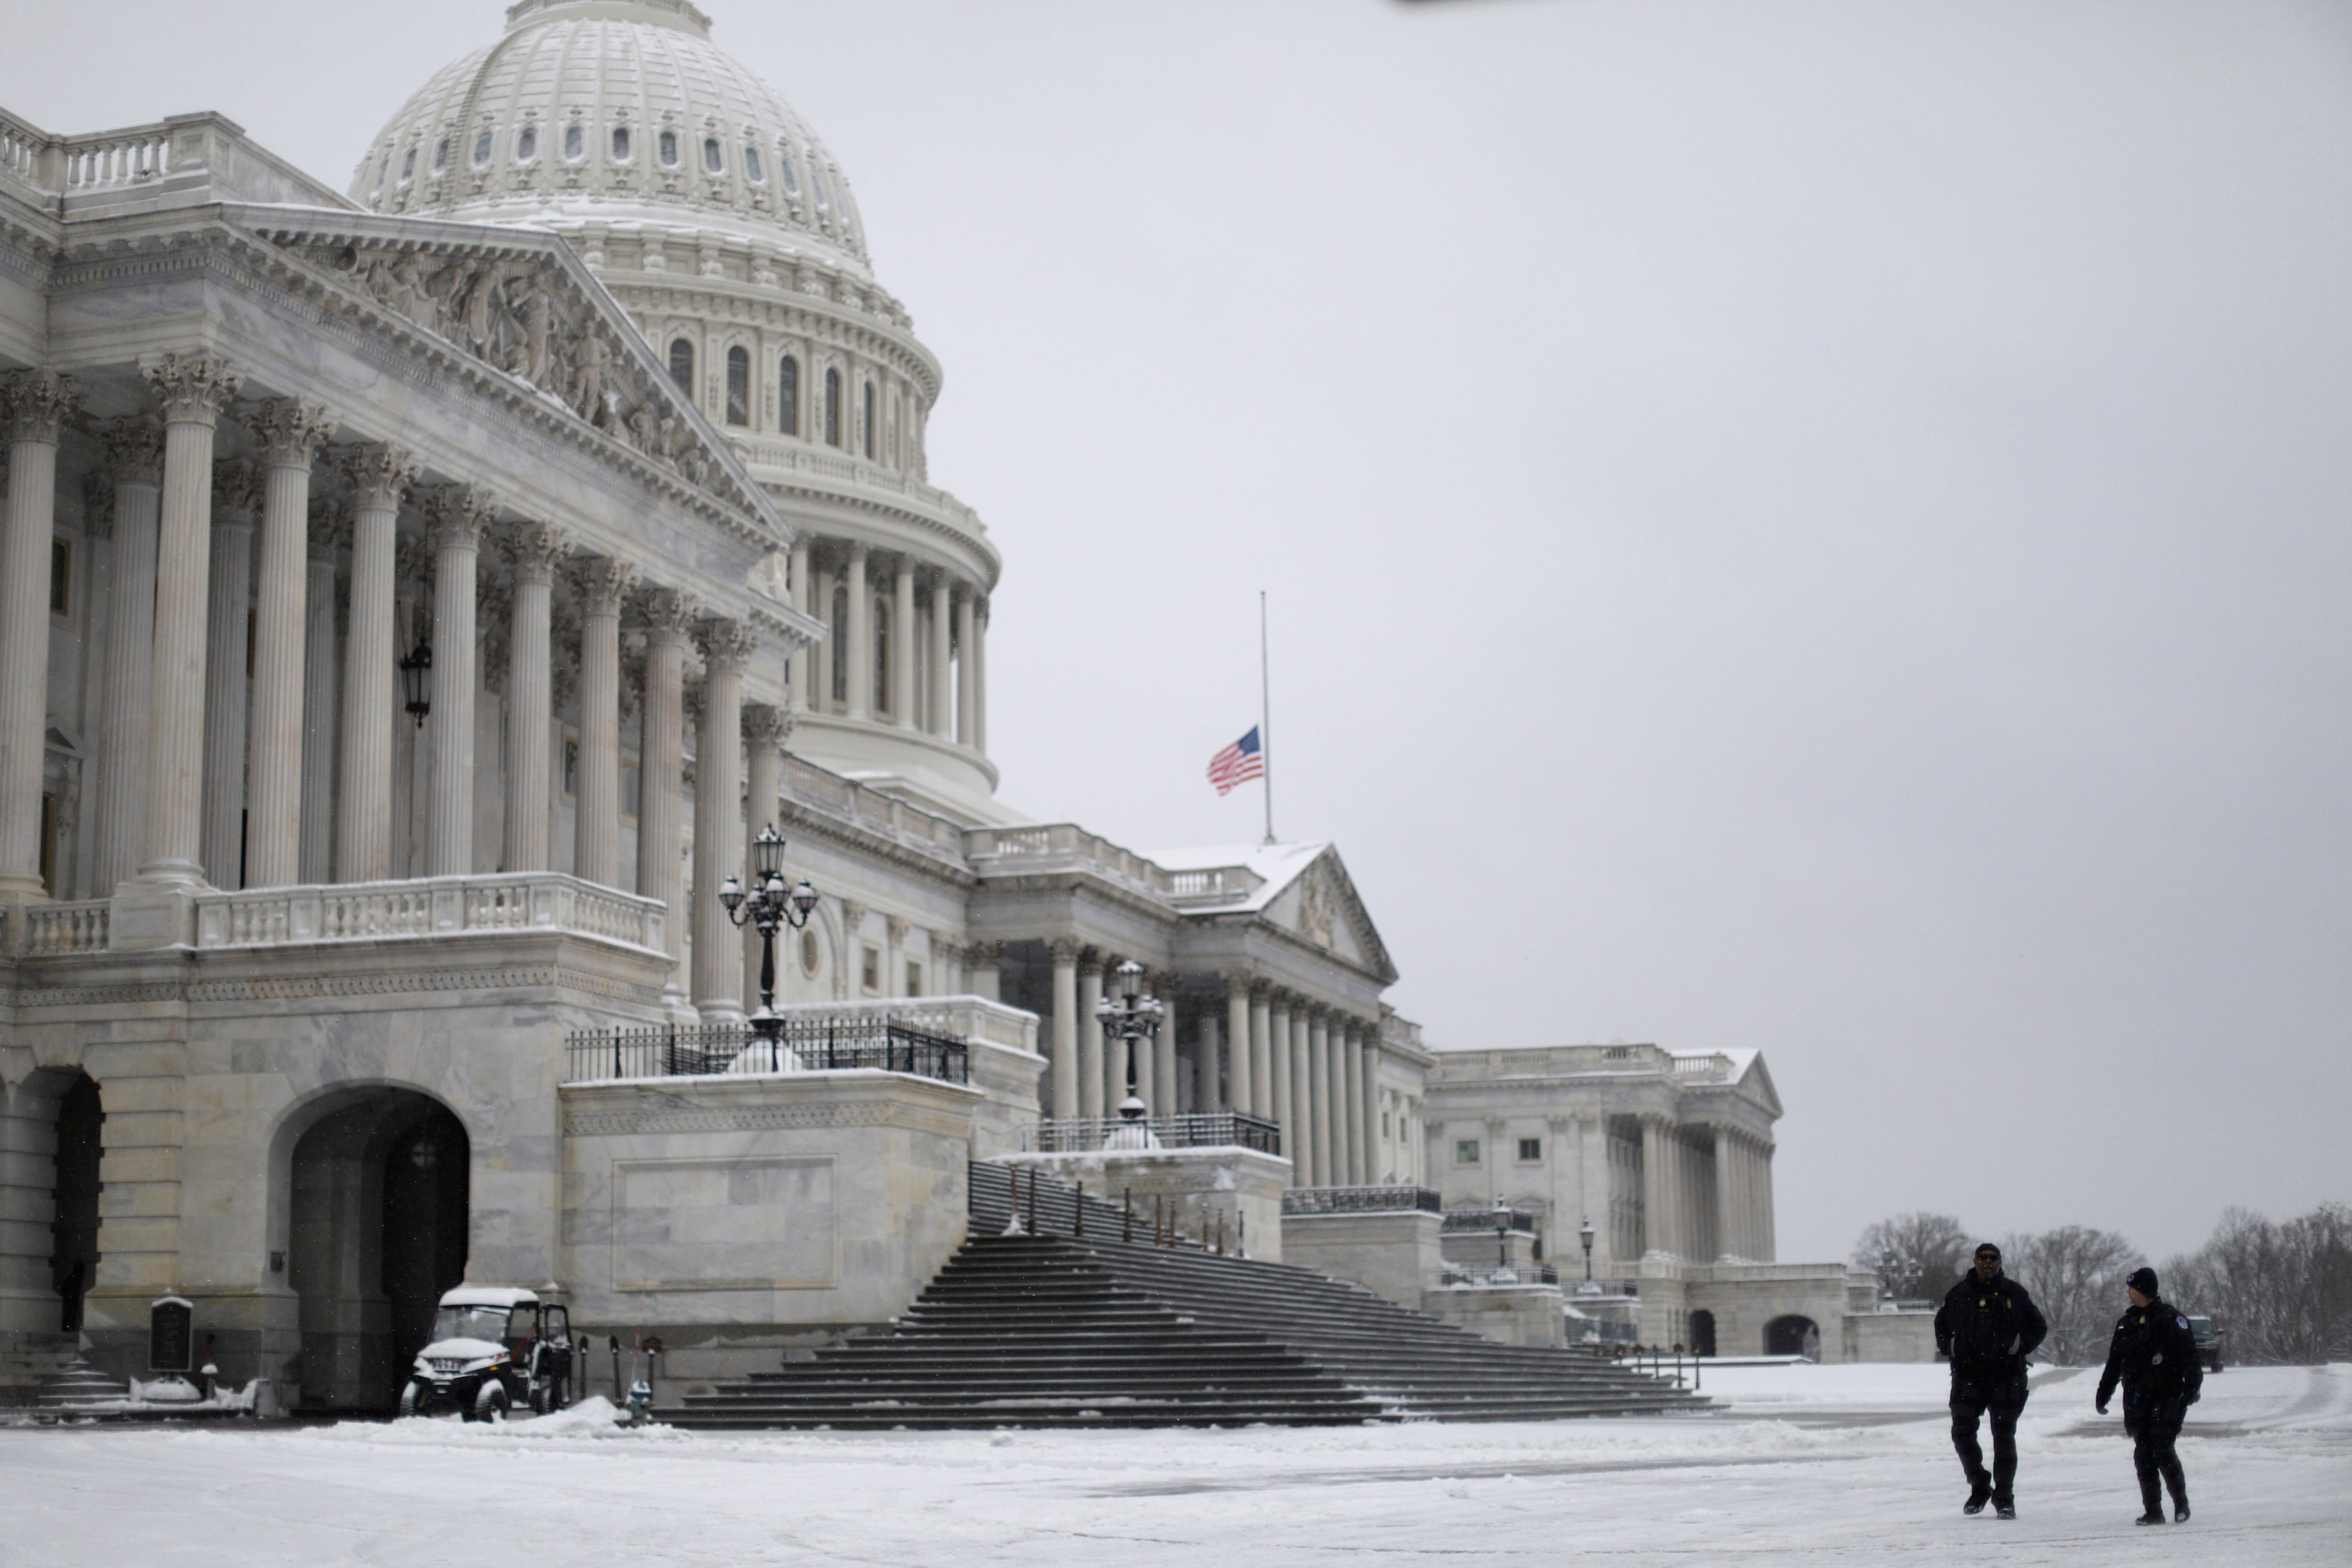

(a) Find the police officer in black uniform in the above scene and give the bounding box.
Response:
[1934,1242,2048,1518]
[2096,1265,2202,1524]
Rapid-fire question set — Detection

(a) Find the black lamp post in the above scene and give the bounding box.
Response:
[1579,1215,1597,1283]
[399,636,432,727]
[1092,958,1164,1123]
[717,823,820,1043]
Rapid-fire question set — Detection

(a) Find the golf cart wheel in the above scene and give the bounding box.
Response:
[473,1382,509,1423]
[397,1381,423,1418]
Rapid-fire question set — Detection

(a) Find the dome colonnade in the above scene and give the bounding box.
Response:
[352,0,1000,818]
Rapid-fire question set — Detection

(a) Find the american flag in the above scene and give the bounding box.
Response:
[1206,727,1265,795]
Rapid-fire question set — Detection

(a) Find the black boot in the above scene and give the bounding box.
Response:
[1964,1481,1991,1516]
[1994,1500,2016,1520]
[2135,1511,2166,1525]
[2135,1474,2165,1525]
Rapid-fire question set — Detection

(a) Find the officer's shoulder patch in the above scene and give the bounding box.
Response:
[2177,1315,2189,1330]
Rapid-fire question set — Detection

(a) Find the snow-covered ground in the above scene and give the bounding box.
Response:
[4,1362,2347,1566]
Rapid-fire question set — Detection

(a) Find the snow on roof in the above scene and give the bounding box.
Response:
[1142,840,1329,914]
[439,1285,539,1308]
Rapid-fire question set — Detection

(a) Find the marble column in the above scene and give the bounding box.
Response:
[971,596,988,752]
[1307,1010,1332,1188]
[953,588,975,747]
[1223,976,1252,1117]
[844,543,871,721]
[1342,1022,1365,1185]
[0,372,76,902]
[571,556,633,889]
[1048,938,1080,1121]
[298,501,345,886]
[741,702,787,1005]
[1248,982,1274,1125]
[1712,1124,1739,1261]
[890,558,916,729]
[242,402,335,890]
[1640,1114,1673,1258]
[423,486,493,876]
[1195,1005,1222,1115]
[691,617,755,1024]
[137,356,241,889]
[1268,996,1295,1180]
[499,522,563,872]
[1153,975,1180,1118]
[1292,1009,1315,1186]
[1579,1113,1609,1270]
[636,587,693,998]
[91,421,163,894]
[1078,955,1106,1122]
[927,574,952,737]
[1758,1142,1776,1261]
[198,461,260,889]
[332,446,416,884]
[785,538,810,705]
[812,560,837,713]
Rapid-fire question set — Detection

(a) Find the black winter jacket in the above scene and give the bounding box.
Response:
[1936,1271,2048,1376]
[2096,1296,2203,1423]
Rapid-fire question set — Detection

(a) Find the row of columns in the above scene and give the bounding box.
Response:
[0,361,787,1028]
[789,537,986,748]
[1636,1114,1775,1262]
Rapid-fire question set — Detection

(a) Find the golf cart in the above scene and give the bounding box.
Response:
[399,1285,573,1420]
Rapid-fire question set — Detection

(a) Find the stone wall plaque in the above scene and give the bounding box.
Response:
[149,1295,194,1373]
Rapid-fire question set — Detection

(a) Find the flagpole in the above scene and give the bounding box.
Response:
[1260,590,1275,845]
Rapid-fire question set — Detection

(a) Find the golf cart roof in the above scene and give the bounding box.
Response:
[438,1285,539,1309]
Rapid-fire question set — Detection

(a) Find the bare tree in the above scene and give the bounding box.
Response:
[2166,1203,2352,1365]
[2003,1225,2138,1365]
[1854,1211,1974,1303]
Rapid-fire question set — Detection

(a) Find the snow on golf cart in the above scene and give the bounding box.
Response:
[400,1285,573,1420]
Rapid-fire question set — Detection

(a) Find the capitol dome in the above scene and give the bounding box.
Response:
[351,0,871,277]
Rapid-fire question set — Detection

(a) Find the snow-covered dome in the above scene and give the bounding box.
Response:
[351,0,870,276]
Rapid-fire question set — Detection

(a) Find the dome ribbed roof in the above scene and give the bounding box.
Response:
[352,0,870,275]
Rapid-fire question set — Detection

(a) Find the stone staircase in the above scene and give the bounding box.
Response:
[0,1333,83,1407]
[662,1164,1708,1430]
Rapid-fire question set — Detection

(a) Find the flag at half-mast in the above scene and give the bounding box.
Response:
[1207,727,1265,796]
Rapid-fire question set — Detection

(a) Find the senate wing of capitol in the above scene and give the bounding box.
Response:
[0,0,1924,1418]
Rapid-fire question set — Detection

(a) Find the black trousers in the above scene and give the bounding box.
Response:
[2129,1410,2188,1512]
[1951,1377,2026,1500]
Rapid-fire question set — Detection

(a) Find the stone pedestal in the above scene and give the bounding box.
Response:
[1281,1208,1440,1311]
[1425,1281,1566,1349]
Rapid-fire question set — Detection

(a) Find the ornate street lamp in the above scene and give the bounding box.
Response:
[399,636,432,727]
[718,823,820,1042]
[1579,1215,1597,1283]
[1092,958,1164,1123]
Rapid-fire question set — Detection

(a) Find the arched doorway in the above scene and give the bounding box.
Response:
[1766,1314,1821,1360]
[1688,1308,1717,1360]
[0,1068,102,1335]
[286,1090,468,1411]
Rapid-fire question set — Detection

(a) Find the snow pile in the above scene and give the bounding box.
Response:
[360,1395,690,1445]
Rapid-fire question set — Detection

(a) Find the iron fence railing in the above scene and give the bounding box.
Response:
[1282,1185,1443,1216]
[1442,1207,1537,1234]
[1025,1112,1281,1156]
[563,1017,968,1086]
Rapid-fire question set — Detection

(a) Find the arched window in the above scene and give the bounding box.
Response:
[401,146,416,181]
[516,126,537,162]
[611,126,631,163]
[777,153,799,195]
[472,130,492,168]
[778,356,800,437]
[373,157,388,194]
[658,129,679,167]
[668,338,694,396]
[563,123,582,161]
[862,381,876,459]
[702,137,723,173]
[724,346,749,427]
[432,138,449,172]
[823,368,841,447]
[744,146,764,184]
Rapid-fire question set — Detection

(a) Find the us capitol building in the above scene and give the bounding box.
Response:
[0,0,1909,1409]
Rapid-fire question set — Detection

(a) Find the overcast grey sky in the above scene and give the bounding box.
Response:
[5,0,2347,1266]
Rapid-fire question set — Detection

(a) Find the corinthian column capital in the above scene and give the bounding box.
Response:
[694,616,760,674]
[636,584,697,644]
[212,457,264,524]
[308,495,351,560]
[1,369,82,445]
[341,443,422,512]
[244,400,338,469]
[99,418,165,486]
[140,354,241,425]
[572,553,638,615]
[503,519,567,585]
[743,701,792,750]
[424,483,499,548]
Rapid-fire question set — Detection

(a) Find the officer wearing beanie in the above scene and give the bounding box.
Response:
[2096,1265,2202,1524]
[1934,1242,2047,1519]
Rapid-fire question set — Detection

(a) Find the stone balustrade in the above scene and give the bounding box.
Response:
[10,900,112,957]
[191,872,666,952]
[765,993,1038,1057]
